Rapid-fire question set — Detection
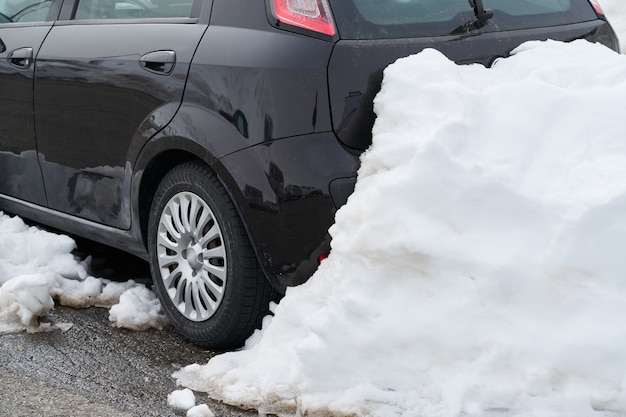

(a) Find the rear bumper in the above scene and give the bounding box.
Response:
[216,131,360,292]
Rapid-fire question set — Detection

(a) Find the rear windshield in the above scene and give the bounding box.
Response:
[328,0,599,39]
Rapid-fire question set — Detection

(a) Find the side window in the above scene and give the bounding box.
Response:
[73,0,193,19]
[0,0,50,23]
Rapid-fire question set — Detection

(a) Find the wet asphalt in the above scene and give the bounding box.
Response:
[0,238,259,417]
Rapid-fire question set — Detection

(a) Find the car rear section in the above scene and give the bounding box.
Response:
[190,0,619,292]
[120,0,622,348]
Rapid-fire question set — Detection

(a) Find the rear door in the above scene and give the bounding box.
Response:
[0,0,56,205]
[34,0,208,228]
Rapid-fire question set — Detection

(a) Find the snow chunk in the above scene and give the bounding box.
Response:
[186,404,215,417]
[167,388,196,411]
[109,285,168,331]
[96,279,141,308]
[0,274,54,333]
[50,275,103,308]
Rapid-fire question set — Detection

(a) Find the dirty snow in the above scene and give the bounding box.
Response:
[0,213,166,334]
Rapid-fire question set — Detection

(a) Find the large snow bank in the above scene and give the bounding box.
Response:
[174,40,626,416]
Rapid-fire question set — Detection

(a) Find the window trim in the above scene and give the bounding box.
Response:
[55,16,199,24]
[56,0,204,21]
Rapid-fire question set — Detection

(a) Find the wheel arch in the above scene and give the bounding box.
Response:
[131,134,285,293]
[131,103,242,247]
[136,148,200,250]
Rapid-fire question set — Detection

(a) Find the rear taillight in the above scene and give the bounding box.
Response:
[589,0,605,16]
[271,0,336,37]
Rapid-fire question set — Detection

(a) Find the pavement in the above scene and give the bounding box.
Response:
[0,238,258,417]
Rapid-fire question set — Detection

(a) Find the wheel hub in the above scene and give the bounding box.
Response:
[184,244,203,271]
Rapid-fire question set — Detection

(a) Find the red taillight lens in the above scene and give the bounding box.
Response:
[589,0,604,15]
[272,0,336,37]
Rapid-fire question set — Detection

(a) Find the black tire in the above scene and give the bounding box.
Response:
[147,161,272,349]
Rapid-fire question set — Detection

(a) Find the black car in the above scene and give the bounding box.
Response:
[0,0,619,348]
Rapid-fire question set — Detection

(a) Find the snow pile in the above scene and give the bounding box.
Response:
[603,0,626,52]
[109,285,169,331]
[0,212,166,334]
[175,40,626,417]
[0,213,88,285]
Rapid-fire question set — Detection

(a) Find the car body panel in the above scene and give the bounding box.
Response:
[34,21,207,228]
[183,27,334,146]
[215,132,359,291]
[0,24,52,206]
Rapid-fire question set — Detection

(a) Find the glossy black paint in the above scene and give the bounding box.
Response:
[215,133,359,290]
[185,4,335,144]
[0,0,621,294]
[0,24,51,205]
[35,21,206,228]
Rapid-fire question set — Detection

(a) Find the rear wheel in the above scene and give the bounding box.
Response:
[147,161,272,349]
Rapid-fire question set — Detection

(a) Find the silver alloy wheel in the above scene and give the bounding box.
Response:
[156,191,227,321]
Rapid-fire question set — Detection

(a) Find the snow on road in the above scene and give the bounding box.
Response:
[0,214,166,334]
[1,4,626,417]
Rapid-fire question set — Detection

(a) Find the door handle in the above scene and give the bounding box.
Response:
[139,50,176,75]
[8,47,33,69]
